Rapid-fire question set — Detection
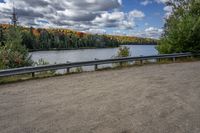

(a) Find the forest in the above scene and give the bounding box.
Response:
[0,24,157,51]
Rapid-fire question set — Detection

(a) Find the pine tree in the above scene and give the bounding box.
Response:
[0,27,33,69]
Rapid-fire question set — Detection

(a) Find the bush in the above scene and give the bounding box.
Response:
[157,39,173,54]
[114,46,131,67]
[157,0,200,54]
[33,58,56,75]
[34,58,49,66]
[75,67,83,73]
[117,46,131,58]
[0,27,33,69]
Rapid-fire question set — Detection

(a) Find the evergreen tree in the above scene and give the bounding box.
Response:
[0,27,33,69]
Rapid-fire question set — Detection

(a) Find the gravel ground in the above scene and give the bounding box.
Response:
[0,62,200,133]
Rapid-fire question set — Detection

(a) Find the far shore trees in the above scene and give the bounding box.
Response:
[0,24,157,51]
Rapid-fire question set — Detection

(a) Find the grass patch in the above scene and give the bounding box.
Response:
[0,72,61,84]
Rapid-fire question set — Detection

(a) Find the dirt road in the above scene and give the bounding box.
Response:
[0,62,200,133]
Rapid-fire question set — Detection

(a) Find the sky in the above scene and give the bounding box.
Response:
[0,0,171,39]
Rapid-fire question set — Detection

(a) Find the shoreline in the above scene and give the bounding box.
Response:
[29,47,117,52]
[29,44,157,52]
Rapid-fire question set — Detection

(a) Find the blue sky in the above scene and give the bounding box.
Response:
[122,0,165,28]
[0,0,170,38]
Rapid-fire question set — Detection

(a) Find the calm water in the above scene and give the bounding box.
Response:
[30,45,158,64]
[30,45,158,72]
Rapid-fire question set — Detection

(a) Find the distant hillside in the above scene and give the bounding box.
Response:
[0,24,157,51]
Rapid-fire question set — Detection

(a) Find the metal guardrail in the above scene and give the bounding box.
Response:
[0,52,199,78]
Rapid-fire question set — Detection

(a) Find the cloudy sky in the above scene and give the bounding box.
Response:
[0,0,171,39]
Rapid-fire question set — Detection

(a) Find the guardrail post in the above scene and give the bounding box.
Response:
[66,61,71,73]
[157,58,160,63]
[95,64,98,71]
[140,60,143,65]
[31,72,35,78]
[67,68,70,73]
[140,55,143,65]
[94,58,98,70]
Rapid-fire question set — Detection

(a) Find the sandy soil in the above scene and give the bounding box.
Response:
[0,62,200,133]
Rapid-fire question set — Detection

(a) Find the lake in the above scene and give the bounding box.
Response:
[30,45,158,72]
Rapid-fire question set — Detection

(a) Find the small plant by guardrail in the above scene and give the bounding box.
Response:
[114,46,131,67]
[34,58,49,66]
[117,46,131,58]
[75,67,83,73]
[34,58,56,75]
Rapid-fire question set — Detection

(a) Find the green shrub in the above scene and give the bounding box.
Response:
[34,58,56,75]
[117,46,131,58]
[157,0,200,54]
[75,67,83,73]
[34,58,49,66]
[0,27,33,69]
[114,46,131,67]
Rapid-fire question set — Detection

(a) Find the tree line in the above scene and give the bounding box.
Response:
[0,24,157,51]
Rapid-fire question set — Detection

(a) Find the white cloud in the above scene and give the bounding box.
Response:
[145,27,163,33]
[0,0,121,25]
[140,0,169,6]
[133,27,163,39]
[155,0,169,4]
[118,0,122,5]
[129,10,145,18]
[92,10,145,30]
[141,0,152,6]
[87,28,106,34]
[110,26,163,39]
[163,6,173,18]
[0,0,146,33]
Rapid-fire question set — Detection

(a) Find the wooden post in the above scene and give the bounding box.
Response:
[120,62,123,67]
[94,58,99,70]
[67,68,70,73]
[95,64,98,71]
[140,55,143,65]
[31,72,35,78]
[66,61,71,73]
[157,58,160,63]
[140,60,143,65]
